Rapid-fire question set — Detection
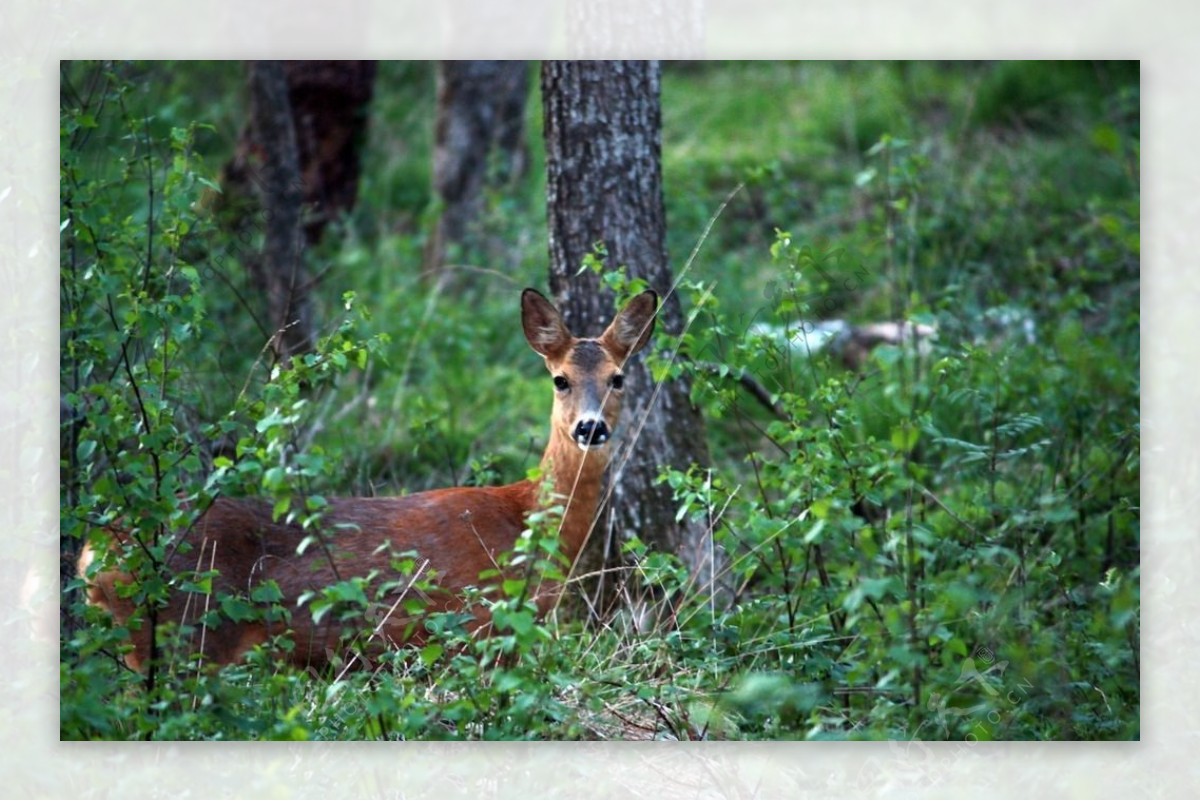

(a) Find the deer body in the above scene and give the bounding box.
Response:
[79,289,657,671]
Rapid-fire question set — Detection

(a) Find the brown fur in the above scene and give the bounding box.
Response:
[78,289,657,672]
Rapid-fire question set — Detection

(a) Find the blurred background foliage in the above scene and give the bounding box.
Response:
[60,60,1138,740]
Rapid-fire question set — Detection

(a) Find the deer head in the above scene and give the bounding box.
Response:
[521,288,658,453]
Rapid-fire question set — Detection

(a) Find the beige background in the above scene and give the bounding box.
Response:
[8,1,1180,796]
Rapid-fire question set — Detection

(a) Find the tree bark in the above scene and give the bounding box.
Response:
[281,60,377,246]
[222,61,376,358]
[247,60,312,359]
[423,61,530,282]
[541,60,719,619]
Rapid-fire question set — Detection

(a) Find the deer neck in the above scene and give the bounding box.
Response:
[536,431,611,561]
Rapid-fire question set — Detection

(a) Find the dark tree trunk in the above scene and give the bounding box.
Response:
[221,61,376,358]
[423,60,530,282]
[281,60,377,246]
[247,61,312,359]
[541,60,720,618]
[225,61,377,247]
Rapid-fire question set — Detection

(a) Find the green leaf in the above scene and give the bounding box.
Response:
[250,580,284,604]
[890,422,919,453]
[179,576,213,595]
[309,597,332,626]
[944,637,969,658]
[1091,123,1121,155]
[330,581,369,607]
[810,497,833,519]
[76,439,97,462]
[420,643,444,667]
[219,595,257,623]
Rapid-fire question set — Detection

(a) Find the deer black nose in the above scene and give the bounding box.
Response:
[573,418,611,448]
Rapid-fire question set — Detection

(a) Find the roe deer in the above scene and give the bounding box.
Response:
[78,288,658,671]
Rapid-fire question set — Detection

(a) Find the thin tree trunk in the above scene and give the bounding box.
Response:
[424,61,530,283]
[247,60,312,359]
[223,61,376,357]
[542,60,721,619]
[282,60,377,247]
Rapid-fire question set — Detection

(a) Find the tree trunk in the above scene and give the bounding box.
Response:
[541,60,720,620]
[247,60,312,359]
[222,61,376,358]
[281,60,377,246]
[423,60,530,283]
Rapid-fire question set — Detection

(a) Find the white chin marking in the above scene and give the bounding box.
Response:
[576,437,609,451]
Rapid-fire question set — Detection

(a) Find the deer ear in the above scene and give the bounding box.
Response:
[601,290,658,362]
[522,288,574,360]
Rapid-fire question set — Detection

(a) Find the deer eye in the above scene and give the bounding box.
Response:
[553,375,570,391]
[610,374,625,390]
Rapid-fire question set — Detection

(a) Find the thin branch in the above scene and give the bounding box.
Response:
[690,360,790,421]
